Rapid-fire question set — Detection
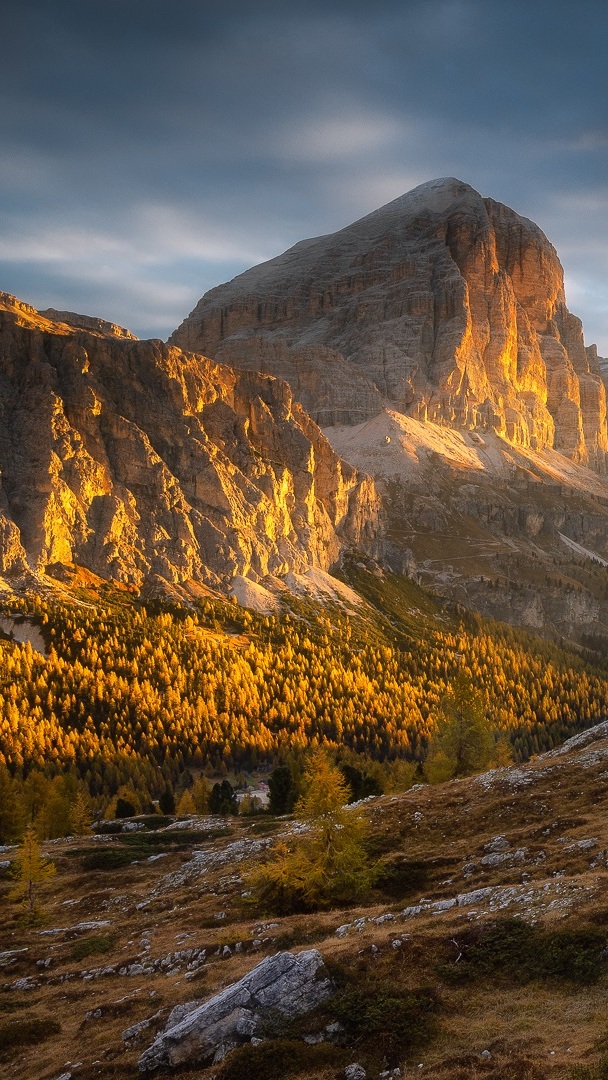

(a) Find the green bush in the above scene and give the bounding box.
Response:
[0,1017,61,1051]
[81,847,145,871]
[374,856,429,898]
[441,918,606,985]
[570,1063,608,1079]
[332,984,440,1062]
[216,1039,344,1080]
[70,933,116,960]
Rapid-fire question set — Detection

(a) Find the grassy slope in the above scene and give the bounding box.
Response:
[2,723,608,1079]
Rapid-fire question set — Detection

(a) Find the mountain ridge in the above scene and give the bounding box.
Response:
[0,292,381,591]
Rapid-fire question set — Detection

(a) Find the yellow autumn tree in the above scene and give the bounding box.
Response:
[425,673,495,782]
[9,825,56,917]
[251,748,374,913]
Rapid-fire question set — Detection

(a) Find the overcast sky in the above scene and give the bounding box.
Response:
[1,0,607,352]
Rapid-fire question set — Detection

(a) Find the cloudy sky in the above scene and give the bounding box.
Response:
[2,0,607,351]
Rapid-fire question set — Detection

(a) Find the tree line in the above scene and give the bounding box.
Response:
[0,577,606,840]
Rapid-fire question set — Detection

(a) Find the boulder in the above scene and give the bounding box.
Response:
[138,949,333,1071]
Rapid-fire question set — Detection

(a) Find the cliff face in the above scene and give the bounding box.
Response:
[171,179,608,471]
[0,294,381,588]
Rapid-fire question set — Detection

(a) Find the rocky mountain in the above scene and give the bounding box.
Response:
[0,293,380,590]
[171,180,608,642]
[171,177,608,472]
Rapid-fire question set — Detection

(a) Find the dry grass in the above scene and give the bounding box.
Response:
[3,732,608,1078]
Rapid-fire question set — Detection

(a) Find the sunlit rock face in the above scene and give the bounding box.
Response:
[0,293,381,588]
[171,178,608,472]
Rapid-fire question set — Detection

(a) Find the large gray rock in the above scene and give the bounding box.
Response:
[138,949,333,1071]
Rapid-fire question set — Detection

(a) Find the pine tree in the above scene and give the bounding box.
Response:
[425,673,494,781]
[176,789,196,816]
[9,825,56,916]
[268,765,296,814]
[252,749,374,913]
[70,790,92,835]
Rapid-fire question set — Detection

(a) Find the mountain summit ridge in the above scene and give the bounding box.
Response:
[171,178,607,472]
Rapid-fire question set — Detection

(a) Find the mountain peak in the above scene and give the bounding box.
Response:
[171,180,605,472]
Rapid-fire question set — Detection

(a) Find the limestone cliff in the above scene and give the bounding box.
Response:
[0,293,381,588]
[171,179,608,471]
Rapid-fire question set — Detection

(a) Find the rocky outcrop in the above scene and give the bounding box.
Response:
[171,179,608,471]
[0,293,381,589]
[138,949,333,1070]
[39,308,137,340]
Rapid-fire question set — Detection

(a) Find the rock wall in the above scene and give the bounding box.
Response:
[0,294,381,588]
[171,179,608,471]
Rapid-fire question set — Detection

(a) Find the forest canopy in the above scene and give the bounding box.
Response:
[0,567,606,814]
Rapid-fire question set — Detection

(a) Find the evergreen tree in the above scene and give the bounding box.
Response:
[208,780,238,815]
[159,784,176,815]
[176,789,196,816]
[190,776,210,814]
[0,765,20,843]
[268,765,297,814]
[70,790,92,835]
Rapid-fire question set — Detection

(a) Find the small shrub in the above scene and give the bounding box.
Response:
[70,934,116,961]
[374,856,429,898]
[81,848,143,871]
[134,815,173,830]
[440,918,606,986]
[93,821,125,835]
[115,796,136,818]
[216,1038,344,1080]
[0,1017,61,1052]
[570,1063,608,1079]
[332,984,441,1063]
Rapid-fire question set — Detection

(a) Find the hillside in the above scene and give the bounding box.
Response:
[3,721,608,1078]
[1,567,607,797]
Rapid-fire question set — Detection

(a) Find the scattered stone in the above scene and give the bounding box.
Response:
[39,920,111,937]
[479,849,526,868]
[9,976,38,991]
[0,947,28,968]
[122,1011,163,1044]
[326,1021,343,1035]
[344,1065,366,1080]
[165,1001,202,1028]
[139,950,333,1070]
[484,835,510,853]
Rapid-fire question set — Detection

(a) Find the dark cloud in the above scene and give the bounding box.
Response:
[1,0,607,348]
